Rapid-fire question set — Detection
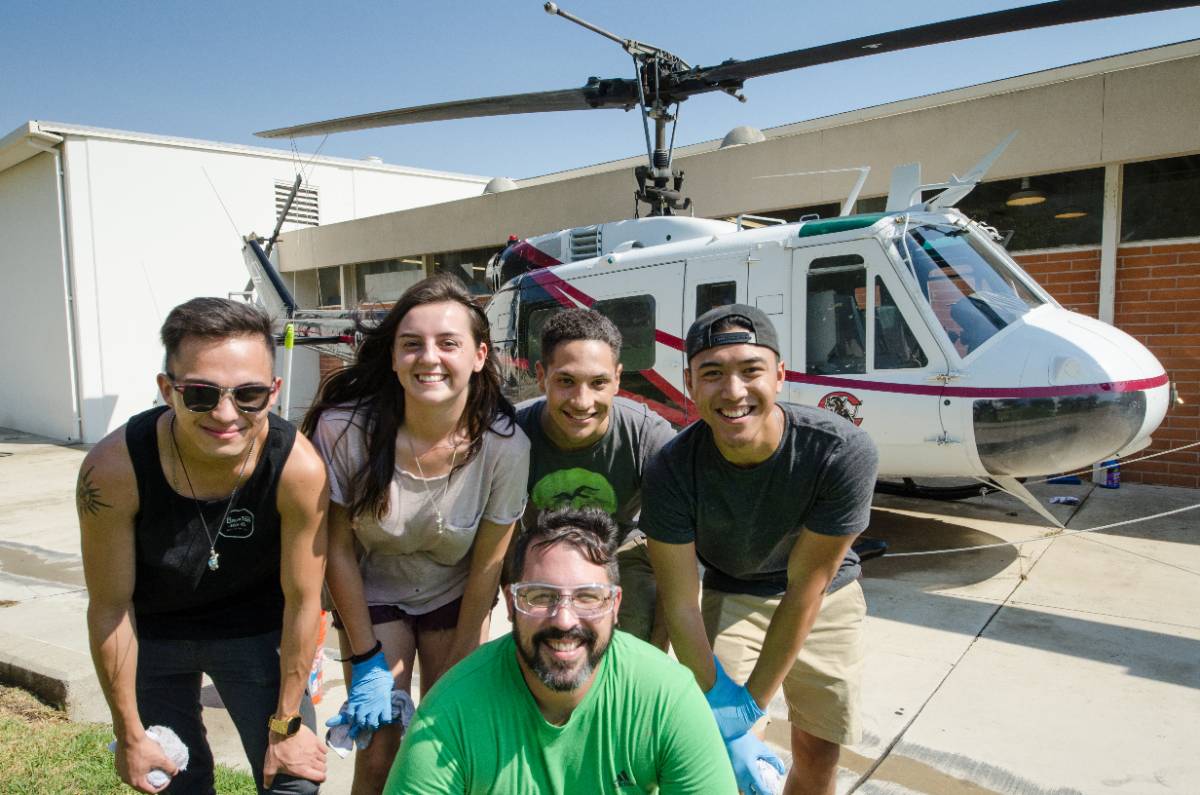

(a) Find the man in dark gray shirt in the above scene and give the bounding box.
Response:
[516,309,675,646]
[642,304,878,795]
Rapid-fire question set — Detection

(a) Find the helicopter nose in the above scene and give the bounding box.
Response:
[969,311,1169,477]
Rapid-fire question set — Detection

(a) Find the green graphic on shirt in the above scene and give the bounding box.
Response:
[531,468,618,514]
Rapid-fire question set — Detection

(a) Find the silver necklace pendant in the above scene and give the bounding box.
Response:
[207,549,220,571]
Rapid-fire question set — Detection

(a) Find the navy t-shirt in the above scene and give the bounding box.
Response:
[641,402,878,596]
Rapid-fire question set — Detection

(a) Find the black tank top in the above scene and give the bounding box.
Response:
[126,405,296,640]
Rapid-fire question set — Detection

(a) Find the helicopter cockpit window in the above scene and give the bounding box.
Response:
[696,281,737,316]
[806,257,866,375]
[874,278,927,370]
[903,225,1043,358]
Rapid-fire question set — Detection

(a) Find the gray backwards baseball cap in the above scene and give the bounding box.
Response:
[685,303,781,363]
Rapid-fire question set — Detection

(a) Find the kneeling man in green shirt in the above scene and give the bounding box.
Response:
[384,506,736,794]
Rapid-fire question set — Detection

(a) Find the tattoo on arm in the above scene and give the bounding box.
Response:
[77,466,113,517]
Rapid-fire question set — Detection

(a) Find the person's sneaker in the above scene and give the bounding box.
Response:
[853,537,888,562]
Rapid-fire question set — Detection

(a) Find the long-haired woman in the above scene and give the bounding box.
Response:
[303,274,528,793]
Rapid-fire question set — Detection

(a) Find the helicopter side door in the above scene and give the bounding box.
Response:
[787,240,951,477]
[513,261,689,425]
[683,252,751,422]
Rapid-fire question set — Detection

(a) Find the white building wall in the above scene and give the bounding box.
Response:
[54,133,484,442]
[0,152,79,440]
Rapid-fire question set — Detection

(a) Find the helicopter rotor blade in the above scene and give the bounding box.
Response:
[256,87,606,139]
[257,0,1200,139]
[692,0,1200,86]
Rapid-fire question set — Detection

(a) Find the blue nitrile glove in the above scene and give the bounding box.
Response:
[726,732,787,795]
[325,649,393,738]
[705,656,767,741]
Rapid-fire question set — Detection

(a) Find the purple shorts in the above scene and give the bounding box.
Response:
[331,596,463,634]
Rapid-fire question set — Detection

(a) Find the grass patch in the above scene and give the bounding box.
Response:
[0,685,257,794]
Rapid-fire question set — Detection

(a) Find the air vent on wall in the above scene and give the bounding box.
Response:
[569,225,601,261]
[275,180,320,226]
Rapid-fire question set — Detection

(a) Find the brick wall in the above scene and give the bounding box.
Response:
[1013,243,1200,489]
[1113,242,1200,489]
[1014,249,1101,317]
[318,354,345,382]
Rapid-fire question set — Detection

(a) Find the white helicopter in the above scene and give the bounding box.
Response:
[251,1,1192,525]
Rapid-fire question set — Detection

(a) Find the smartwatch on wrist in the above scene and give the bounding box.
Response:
[268,713,302,737]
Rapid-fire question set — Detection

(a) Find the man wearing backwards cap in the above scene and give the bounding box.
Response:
[641,304,878,795]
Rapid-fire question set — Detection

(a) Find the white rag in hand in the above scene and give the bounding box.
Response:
[107,725,190,788]
[325,690,416,758]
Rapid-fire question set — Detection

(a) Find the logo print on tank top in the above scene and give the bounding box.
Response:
[219,508,256,539]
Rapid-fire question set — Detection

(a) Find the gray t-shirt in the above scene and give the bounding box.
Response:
[515,395,676,544]
[641,402,878,596]
[313,406,530,614]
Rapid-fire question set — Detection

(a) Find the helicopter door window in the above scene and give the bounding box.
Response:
[520,304,559,368]
[806,260,867,376]
[873,277,927,370]
[903,225,1043,358]
[593,295,657,371]
[696,281,737,316]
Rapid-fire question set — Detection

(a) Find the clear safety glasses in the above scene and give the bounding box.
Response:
[510,582,620,619]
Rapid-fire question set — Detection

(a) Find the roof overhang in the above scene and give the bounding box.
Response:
[0,120,490,183]
[0,122,65,174]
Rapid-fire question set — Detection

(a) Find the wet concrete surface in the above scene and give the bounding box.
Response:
[1,426,1198,793]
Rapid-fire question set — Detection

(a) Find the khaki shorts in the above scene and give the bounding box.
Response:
[701,580,866,745]
[615,535,658,643]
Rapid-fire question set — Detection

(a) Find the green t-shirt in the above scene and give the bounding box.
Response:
[385,631,735,794]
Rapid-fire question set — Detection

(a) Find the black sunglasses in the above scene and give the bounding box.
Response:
[165,374,276,413]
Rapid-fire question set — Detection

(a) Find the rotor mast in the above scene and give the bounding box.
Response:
[545,2,692,216]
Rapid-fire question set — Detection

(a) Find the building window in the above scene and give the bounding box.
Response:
[274,180,319,226]
[696,281,737,316]
[433,245,503,298]
[353,257,424,304]
[594,295,657,371]
[956,168,1103,251]
[1122,155,1200,242]
[807,258,866,375]
[764,202,842,224]
[317,266,341,308]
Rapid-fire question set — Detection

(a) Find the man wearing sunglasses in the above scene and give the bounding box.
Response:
[384,507,734,794]
[78,297,328,794]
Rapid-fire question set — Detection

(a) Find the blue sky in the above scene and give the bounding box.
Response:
[3,1,1199,179]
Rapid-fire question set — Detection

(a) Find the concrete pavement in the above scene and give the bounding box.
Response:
[2,426,1198,793]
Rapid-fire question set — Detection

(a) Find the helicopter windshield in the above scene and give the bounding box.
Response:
[902,224,1043,358]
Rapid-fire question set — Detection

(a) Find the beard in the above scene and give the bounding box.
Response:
[514,623,611,693]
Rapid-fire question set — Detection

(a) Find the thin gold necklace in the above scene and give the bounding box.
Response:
[170,414,257,571]
[405,432,457,534]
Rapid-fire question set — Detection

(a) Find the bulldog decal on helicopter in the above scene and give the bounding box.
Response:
[818,392,864,427]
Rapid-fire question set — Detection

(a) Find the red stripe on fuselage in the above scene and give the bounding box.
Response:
[619,389,689,427]
[655,330,685,350]
[783,370,1169,399]
[639,368,695,415]
[528,266,1170,401]
[513,241,562,269]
